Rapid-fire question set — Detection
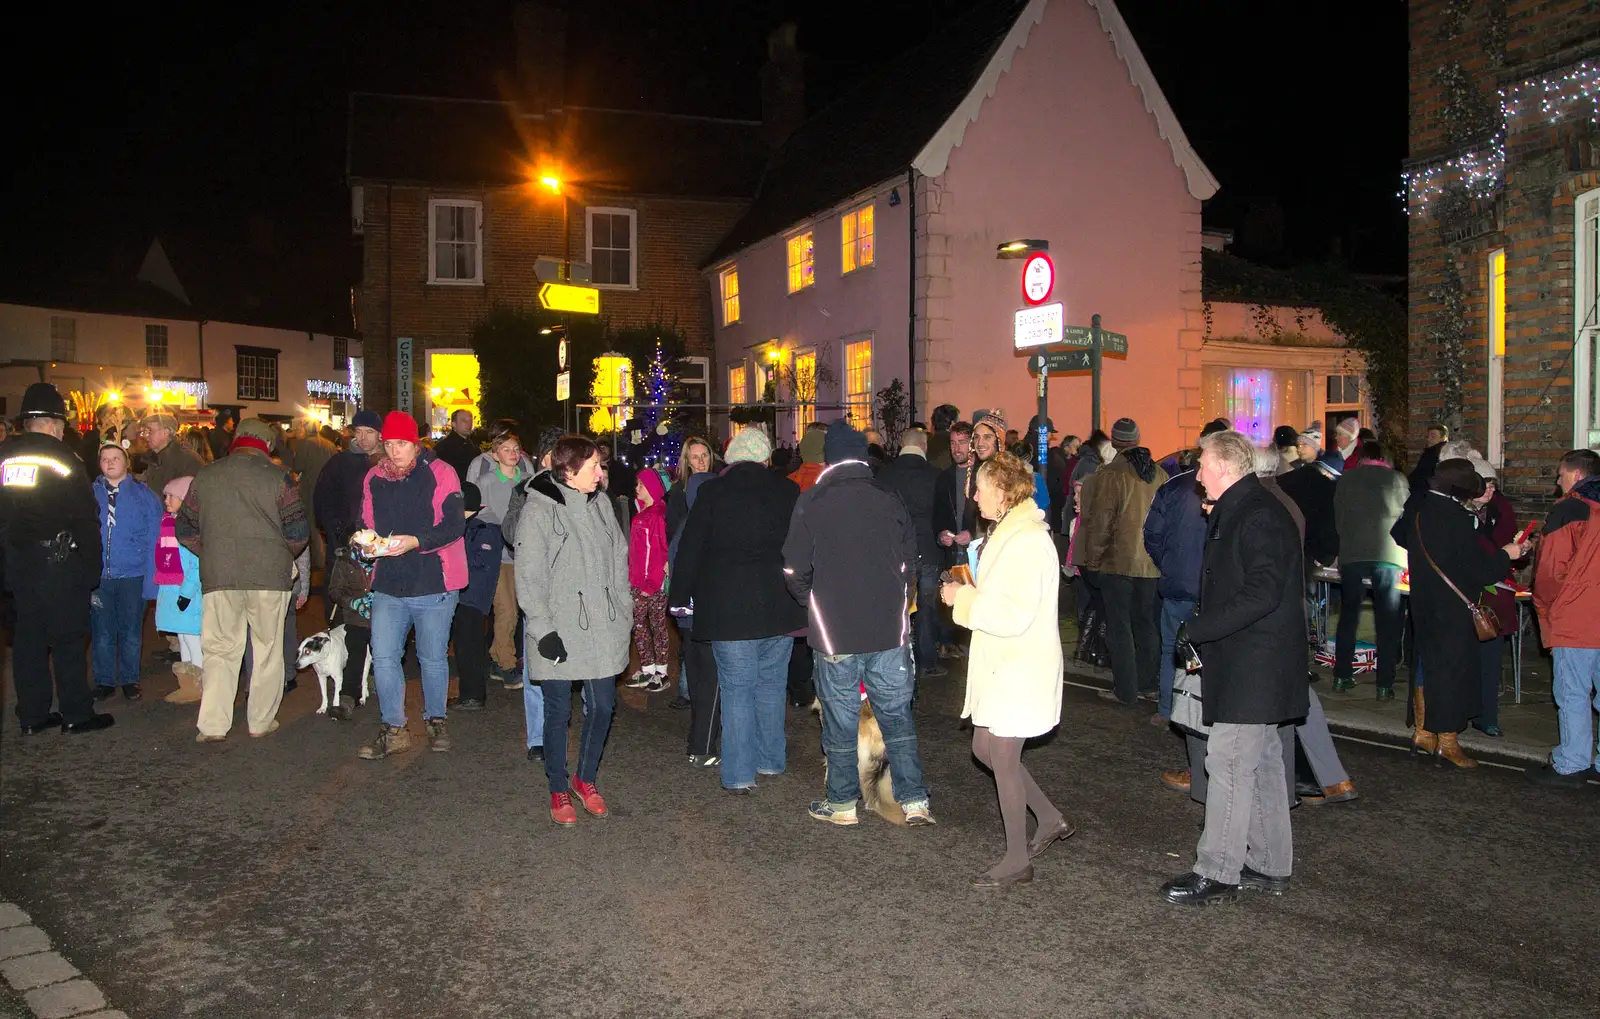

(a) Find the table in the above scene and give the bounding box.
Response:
[1311,566,1532,704]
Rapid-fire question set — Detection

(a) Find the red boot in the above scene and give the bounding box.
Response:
[571,779,608,818]
[549,792,577,826]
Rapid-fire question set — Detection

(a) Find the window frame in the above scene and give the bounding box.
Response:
[49,315,76,362]
[728,361,748,406]
[427,198,484,286]
[719,266,741,326]
[145,323,169,369]
[843,337,873,432]
[236,345,280,402]
[1576,188,1600,451]
[334,336,349,373]
[841,203,875,275]
[585,206,639,291]
[791,347,817,441]
[786,231,816,294]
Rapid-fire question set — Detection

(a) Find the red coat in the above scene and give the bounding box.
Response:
[1534,480,1600,648]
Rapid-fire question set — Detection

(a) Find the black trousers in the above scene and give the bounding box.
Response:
[9,549,95,726]
[452,604,490,702]
[682,631,721,757]
[1099,574,1160,703]
[786,636,814,706]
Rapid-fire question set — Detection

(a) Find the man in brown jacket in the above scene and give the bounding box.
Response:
[1077,417,1168,705]
[177,417,309,742]
[139,413,203,500]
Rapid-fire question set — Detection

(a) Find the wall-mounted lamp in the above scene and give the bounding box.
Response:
[996,238,1049,259]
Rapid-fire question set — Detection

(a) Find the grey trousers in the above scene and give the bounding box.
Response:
[1194,722,1293,884]
[1185,691,1348,803]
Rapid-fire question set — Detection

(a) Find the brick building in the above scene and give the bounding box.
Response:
[1404,0,1600,509]
[346,3,768,430]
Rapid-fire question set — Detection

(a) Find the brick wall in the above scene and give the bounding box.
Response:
[1407,0,1600,517]
[356,182,746,417]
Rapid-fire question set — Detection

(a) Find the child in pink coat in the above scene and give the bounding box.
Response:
[625,468,672,692]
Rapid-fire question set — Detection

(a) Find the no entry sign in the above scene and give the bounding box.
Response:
[1021,252,1054,305]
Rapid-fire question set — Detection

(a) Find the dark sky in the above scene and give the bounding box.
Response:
[0,0,1406,320]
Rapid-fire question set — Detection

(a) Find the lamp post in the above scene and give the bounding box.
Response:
[998,238,1052,474]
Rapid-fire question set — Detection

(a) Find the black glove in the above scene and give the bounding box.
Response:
[537,632,568,664]
[177,596,192,612]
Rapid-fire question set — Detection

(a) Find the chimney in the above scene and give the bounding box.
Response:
[759,23,804,149]
[513,1,567,115]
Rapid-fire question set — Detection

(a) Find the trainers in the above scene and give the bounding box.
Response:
[550,792,578,826]
[1332,676,1356,692]
[808,800,859,826]
[688,754,720,767]
[358,723,413,760]
[448,696,484,711]
[624,672,651,689]
[502,671,524,691]
[1375,686,1395,702]
[902,800,937,826]
[644,676,668,693]
[425,718,451,752]
[571,779,608,817]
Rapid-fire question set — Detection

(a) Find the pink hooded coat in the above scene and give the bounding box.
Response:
[629,468,669,595]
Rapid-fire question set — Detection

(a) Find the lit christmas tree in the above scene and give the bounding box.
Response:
[632,339,682,471]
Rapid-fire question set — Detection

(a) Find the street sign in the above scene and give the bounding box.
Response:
[1057,324,1129,356]
[1013,302,1064,349]
[535,257,564,284]
[1021,252,1055,305]
[538,282,601,315]
[557,338,568,371]
[555,371,571,402]
[1027,350,1092,373]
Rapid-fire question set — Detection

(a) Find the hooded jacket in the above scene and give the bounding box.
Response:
[629,468,669,595]
[361,450,467,597]
[459,513,504,614]
[1534,475,1600,649]
[93,475,162,598]
[790,430,826,492]
[1142,467,1207,602]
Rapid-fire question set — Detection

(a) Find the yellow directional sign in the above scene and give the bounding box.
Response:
[539,283,600,315]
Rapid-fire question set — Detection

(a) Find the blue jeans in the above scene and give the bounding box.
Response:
[1551,647,1600,775]
[370,590,458,728]
[1336,562,1403,689]
[913,562,941,672]
[91,576,146,687]
[540,678,616,793]
[522,630,544,749]
[815,646,928,806]
[1157,596,1196,719]
[712,636,792,789]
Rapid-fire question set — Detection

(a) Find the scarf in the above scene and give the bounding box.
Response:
[376,454,420,481]
[155,512,184,585]
[229,435,272,456]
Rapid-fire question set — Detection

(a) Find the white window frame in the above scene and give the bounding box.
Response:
[427,198,483,286]
[1576,187,1600,450]
[586,207,638,291]
[728,361,748,405]
[786,231,815,294]
[841,203,874,275]
[791,346,818,441]
[1487,248,1506,467]
[236,347,280,402]
[719,266,740,325]
[843,335,873,432]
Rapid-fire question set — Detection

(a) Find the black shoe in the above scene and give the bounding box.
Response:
[20,713,62,735]
[1375,686,1396,702]
[1525,763,1590,789]
[62,713,115,734]
[1239,866,1290,896]
[284,677,298,693]
[526,745,544,762]
[92,685,115,702]
[971,865,1034,889]
[449,696,485,711]
[122,684,143,701]
[668,695,690,710]
[153,648,181,664]
[1471,721,1504,738]
[1160,872,1240,906]
[917,665,949,679]
[1294,780,1322,799]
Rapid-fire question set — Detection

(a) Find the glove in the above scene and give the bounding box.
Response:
[90,591,103,611]
[177,596,191,612]
[537,632,568,664]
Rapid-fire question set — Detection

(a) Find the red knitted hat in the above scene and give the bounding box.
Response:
[381,411,420,443]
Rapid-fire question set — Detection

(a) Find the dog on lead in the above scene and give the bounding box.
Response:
[812,697,905,826]
[295,625,371,714]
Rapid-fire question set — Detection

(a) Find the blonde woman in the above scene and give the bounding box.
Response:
[941,451,1070,888]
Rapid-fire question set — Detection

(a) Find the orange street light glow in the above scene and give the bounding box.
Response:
[539,175,561,194]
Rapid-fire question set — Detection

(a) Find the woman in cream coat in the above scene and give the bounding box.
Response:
[942,451,1071,888]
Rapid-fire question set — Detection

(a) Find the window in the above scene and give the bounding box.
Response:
[145,324,169,368]
[428,199,482,284]
[1578,189,1600,450]
[720,267,741,325]
[1201,366,1309,446]
[728,363,748,406]
[793,349,817,440]
[1488,248,1507,467]
[844,338,873,431]
[1325,373,1361,405]
[236,347,279,401]
[786,232,815,293]
[841,204,874,274]
[334,336,349,372]
[586,207,637,288]
[49,316,76,361]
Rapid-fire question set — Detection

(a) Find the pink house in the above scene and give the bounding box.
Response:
[703,0,1220,454]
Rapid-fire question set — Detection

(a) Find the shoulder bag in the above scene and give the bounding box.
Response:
[1414,517,1500,641]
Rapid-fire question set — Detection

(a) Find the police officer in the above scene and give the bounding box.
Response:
[0,383,114,734]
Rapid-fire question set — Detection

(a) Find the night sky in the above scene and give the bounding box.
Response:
[0,1,1406,322]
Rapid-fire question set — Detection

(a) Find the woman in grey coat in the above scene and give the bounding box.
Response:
[514,436,632,826]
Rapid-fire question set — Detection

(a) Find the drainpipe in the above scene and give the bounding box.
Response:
[197,319,205,385]
[906,167,917,423]
[386,183,394,414]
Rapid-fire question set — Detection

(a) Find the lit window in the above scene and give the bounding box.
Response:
[787,232,814,293]
[428,199,482,284]
[589,354,634,433]
[844,339,873,432]
[587,207,637,288]
[237,346,279,401]
[841,205,874,274]
[793,349,817,440]
[1488,247,1507,466]
[145,324,169,368]
[728,363,747,405]
[50,316,76,361]
[720,267,740,325]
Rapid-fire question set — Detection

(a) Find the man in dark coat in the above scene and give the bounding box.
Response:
[878,427,944,678]
[1408,422,1449,499]
[1160,429,1307,907]
[311,408,383,720]
[433,409,478,484]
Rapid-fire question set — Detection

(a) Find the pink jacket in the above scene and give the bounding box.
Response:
[629,469,669,595]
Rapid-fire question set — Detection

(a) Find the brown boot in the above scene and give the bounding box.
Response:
[1411,687,1437,755]
[1436,731,1477,769]
[165,662,203,705]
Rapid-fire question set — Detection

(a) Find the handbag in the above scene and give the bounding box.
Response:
[1170,638,1209,735]
[1414,518,1500,641]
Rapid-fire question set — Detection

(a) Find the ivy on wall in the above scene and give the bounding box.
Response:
[1425,256,1468,435]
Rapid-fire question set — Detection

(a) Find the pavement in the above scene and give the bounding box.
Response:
[1,604,1598,1017]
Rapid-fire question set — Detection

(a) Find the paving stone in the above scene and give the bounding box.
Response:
[0,905,29,931]
[23,979,105,1019]
[78,1012,130,1019]
[0,927,49,962]
[0,950,79,991]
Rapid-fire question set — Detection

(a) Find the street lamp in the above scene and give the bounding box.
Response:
[996,238,1049,259]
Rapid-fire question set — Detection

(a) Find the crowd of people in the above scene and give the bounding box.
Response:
[4,380,1599,901]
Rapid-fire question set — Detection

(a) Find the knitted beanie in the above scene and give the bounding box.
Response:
[725,427,772,464]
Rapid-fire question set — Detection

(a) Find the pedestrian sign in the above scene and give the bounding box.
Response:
[539,283,601,315]
[1027,350,1091,373]
[1058,325,1128,356]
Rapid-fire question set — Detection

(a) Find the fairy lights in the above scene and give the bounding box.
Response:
[306,378,355,399]
[150,379,209,398]
[1402,60,1600,214]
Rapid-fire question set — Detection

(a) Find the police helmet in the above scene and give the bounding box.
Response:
[20,383,68,421]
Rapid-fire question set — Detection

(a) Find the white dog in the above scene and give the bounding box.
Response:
[296,626,370,714]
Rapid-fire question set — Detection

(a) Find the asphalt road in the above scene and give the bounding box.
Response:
[1,650,1596,1018]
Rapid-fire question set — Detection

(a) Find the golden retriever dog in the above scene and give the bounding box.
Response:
[812,698,905,825]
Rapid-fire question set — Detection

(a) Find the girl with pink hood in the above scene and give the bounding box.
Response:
[626,467,672,692]
[154,475,204,704]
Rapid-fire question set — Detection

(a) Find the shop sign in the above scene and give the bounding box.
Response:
[397,337,413,413]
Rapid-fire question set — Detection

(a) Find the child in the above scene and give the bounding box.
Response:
[451,482,502,710]
[155,476,203,704]
[625,468,671,692]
